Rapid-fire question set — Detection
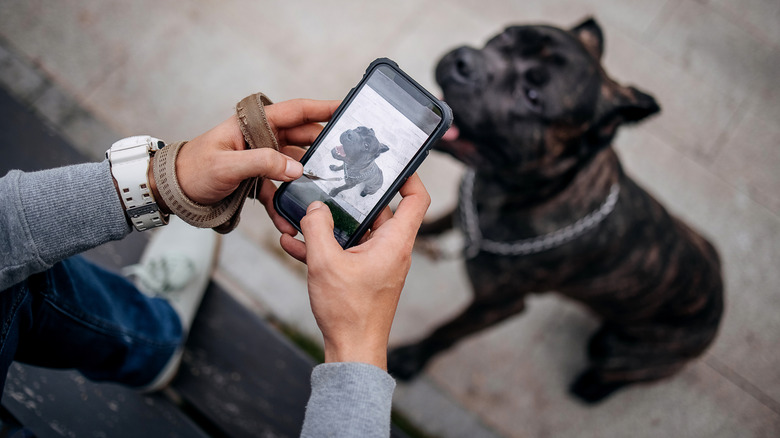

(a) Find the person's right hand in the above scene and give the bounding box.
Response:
[280,174,430,370]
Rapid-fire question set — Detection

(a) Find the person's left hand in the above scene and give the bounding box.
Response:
[165,99,339,234]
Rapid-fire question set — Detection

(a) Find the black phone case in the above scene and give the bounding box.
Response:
[273,58,453,248]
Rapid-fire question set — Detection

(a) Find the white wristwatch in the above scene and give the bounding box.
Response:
[106,135,169,231]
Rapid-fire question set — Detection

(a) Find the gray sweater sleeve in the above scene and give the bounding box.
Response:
[301,362,396,438]
[0,161,131,290]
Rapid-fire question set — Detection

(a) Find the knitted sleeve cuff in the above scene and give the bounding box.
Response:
[301,362,395,438]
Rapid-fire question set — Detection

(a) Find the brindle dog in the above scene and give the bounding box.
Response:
[387,18,724,403]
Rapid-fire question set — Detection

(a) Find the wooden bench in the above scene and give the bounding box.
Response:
[0,85,409,438]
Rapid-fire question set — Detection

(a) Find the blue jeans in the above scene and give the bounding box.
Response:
[0,256,182,389]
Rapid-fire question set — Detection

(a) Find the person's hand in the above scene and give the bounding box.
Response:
[280,174,430,370]
[157,99,340,233]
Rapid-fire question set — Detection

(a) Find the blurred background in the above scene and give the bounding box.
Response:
[1,1,778,437]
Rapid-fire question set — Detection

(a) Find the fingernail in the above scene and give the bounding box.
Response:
[285,159,303,178]
[307,201,324,212]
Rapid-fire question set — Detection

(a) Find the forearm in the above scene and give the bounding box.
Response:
[0,161,131,289]
[301,362,395,438]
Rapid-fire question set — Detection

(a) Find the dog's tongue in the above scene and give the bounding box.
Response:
[442,124,460,142]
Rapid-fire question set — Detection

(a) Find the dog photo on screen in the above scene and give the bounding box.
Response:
[303,81,429,223]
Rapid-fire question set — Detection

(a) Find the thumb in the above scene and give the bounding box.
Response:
[230,148,303,182]
[300,201,342,260]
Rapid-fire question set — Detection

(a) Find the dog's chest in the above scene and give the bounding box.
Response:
[465,177,560,242]
[344,162,378,181]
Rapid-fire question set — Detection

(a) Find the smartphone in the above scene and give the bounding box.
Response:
[273,58,452,248]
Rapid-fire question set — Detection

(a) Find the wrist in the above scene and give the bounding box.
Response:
[323,338,389,370]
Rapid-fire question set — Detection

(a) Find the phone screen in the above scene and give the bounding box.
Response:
[275,61,449,247]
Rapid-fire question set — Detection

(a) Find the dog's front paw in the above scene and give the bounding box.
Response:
[329,188,340,197]
[569,368,627,404]
[418,221,443,236]
[388,345,430,381]
[417,213,454,236]
[329,164,340,171]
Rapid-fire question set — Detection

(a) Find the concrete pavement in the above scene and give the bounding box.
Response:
[1,1,779,436]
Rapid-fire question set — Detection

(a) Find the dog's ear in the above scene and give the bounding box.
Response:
[379,144,389,154]
[571,17,604,60]
[588,82,660,146]
[614,85,660,123]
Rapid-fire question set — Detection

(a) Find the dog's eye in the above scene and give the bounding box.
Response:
[364,142,370,150]
[525,87,542,109]
[549,54,567,67]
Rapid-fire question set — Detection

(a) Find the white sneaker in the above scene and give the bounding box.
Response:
[123,215,220,392]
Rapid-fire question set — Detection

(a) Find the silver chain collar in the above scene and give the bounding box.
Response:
[345,166,378,181]
[459,169,620,259]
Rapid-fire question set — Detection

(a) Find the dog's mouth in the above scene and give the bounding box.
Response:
[435,123,485,168]
[441,124,460,142]
[333,145,346,158]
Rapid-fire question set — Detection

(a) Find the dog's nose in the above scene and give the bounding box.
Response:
[452,47,477,82]
[436,46,482,86]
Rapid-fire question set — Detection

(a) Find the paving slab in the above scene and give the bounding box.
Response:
[600,24,743,160]
[712,108,780,216]
[706,0,780,48]
[644,0,779,106]
[83,12,284,142]
[435,0,671,42]
[0,0,189,104]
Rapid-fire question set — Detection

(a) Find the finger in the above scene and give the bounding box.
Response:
[280,145,307,161]
[266,99,341,129]
[299,201,342,261]
[257,179,298,235]
[278,123,325,147]
[387,173,431,238]
[281,233,307,263]
[229,148,303,182]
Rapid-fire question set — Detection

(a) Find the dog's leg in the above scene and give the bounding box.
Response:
[329,180,357,197]
[362,170,385,197]
[414,209,457,260]
[329,164,344,171]
[571,315,721,404]
[388,294,527,380]
[418,208,456,236]
[362,180,383,196]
